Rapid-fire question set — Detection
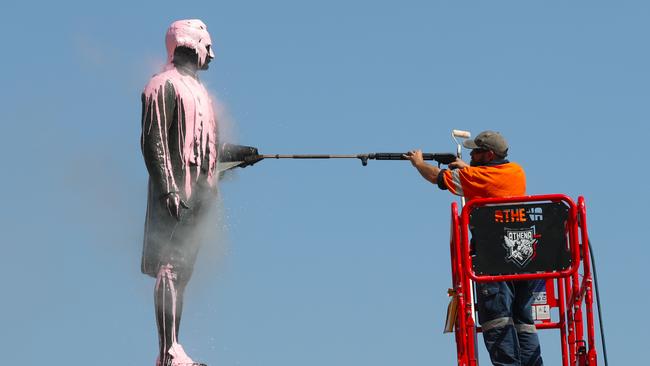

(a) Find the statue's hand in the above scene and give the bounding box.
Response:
[164,192,190,221]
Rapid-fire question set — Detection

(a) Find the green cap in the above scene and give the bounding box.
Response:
[462,130,509,157]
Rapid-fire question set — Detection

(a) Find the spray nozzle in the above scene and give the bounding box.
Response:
[218,143,263,171]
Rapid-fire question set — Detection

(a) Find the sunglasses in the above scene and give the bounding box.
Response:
[471,148,489,154]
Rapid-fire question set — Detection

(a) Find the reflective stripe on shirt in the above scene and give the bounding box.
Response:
[451,170,464,196]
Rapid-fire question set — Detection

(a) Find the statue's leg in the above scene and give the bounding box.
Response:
[155,264,191,365]
[152,191,211,366]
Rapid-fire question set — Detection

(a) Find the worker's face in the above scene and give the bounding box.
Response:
[470,148,495,166]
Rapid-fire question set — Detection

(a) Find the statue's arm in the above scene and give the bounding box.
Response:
[140,80,179,197]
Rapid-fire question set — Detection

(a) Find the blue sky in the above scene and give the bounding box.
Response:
[2,1,648,365]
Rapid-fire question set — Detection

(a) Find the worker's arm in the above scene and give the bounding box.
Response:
[404,149,441,184]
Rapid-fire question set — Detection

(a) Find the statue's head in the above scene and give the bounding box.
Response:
[166,19,215,69]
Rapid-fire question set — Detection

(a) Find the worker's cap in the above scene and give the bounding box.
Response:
[463,130,509,157]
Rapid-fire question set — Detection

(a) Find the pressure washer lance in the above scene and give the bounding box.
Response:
[217,143,458,172]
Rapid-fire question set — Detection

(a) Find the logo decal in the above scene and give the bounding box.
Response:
[526,207,544,221]
[503,226,539,268]
[494,207,545,223]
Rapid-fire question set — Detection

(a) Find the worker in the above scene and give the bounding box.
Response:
[404,131,543,366]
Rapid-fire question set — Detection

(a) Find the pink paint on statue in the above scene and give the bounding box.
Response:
[142,19,218,200]
[155,265,202,366]
[166,19,215,69]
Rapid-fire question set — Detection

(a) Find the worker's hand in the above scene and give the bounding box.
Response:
[164,192,190,221]
[448,158,469,170]
[403,149,424,167]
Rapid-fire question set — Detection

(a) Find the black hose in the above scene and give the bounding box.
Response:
[588,239,609,365]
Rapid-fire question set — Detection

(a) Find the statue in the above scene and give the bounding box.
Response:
[140,19,218,366]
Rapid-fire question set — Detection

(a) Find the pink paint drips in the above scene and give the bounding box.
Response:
[142,61,218,200]
[155,265,178,358]
[155,265,201,366]
[167,343,197,365]
[166,19,215,69]
[140,19,218,200]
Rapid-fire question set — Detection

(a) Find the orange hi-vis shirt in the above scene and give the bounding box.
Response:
[438,160,526,201]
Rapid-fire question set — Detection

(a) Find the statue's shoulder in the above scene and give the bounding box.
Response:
[143,67,180,97]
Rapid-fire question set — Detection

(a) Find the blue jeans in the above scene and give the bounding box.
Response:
[476,280,543,366]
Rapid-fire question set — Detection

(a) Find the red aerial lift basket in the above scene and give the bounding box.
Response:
[448,194,597,365]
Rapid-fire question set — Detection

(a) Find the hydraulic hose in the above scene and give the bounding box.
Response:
[588,239,609,366]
